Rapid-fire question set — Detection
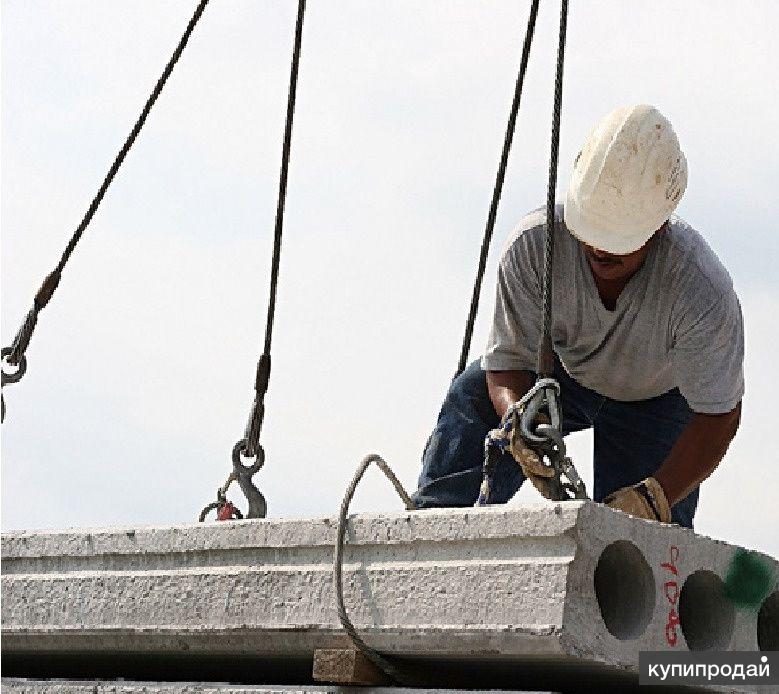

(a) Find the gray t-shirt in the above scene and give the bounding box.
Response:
[481,206,744,413]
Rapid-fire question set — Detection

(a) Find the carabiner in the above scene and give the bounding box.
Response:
[518,377,561,445]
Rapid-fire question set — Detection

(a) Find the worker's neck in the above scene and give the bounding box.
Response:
[591,272,635,311]
[581,230,661,311]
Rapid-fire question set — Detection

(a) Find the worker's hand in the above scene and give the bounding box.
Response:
[491,408,559,501]
[603,477,671,523]
[508,432,562,500]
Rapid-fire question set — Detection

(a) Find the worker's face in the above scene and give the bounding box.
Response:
[582,228,662,281]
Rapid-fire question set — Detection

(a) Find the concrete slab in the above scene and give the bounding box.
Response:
[1,682,555,694]
[2,502,777,685]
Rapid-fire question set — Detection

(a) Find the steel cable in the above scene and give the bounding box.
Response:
[213,0,306,520]
[242,0,306,462]
[455,0,540,378]
[336,1,574,681]
[1,0,211,420]
[537,0,569,378]
[333,454,416,686]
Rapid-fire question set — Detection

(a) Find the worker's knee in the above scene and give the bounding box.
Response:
[448,359,488,401]
[670,487,699,529]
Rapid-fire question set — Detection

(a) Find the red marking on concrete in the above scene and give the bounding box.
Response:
[660,545,679,576]
[661,545,681,646]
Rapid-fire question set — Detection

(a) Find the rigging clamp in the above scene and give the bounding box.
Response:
[476,377,588,506]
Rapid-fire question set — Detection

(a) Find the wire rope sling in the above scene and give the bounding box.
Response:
[0,0,307,522]
[3,0,588,685]
[333,0,586,685]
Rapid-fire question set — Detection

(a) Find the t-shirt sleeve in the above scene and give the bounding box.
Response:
[671,288,745,414]
[481,235,542,373]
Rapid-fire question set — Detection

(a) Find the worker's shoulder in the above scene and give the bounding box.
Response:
[499,206,553,264]
[659,215,735,297]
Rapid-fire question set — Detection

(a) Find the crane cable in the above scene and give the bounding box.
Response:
[1,0,211,423]
[476,0,587,507]
[332,455,417,687]
[199,0,307,521]
[331,2,571,685]
[455,0,540,378]
[538,0,569,378]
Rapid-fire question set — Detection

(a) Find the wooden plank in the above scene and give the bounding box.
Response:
[312,648,390,686]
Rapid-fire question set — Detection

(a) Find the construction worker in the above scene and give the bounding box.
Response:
[412,105,743,528]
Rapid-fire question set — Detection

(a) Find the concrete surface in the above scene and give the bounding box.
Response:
[2,501,777,686]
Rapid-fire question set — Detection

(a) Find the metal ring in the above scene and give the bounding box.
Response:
[1,348,27,386]
[518,378,563,445]
[519,391,547,444]
[232,439,264,476]
[544,385,562,431]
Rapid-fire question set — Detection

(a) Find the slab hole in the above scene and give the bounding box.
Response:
[594,540,655,640]
[758,590,779,651]
[679,570,735,650]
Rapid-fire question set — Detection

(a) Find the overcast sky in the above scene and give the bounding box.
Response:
[2,1,777,557]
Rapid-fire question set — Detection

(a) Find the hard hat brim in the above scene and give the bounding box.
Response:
[563,188,657,255]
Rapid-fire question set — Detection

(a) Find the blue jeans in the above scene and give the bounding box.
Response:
[412,359,699,528]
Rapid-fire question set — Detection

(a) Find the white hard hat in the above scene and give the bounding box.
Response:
[564,104,687,255]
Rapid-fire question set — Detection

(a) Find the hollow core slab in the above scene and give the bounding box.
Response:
[2,502,776,678]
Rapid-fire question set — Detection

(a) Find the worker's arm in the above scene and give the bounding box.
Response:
[654,401,742,506]
[485,369,536,419]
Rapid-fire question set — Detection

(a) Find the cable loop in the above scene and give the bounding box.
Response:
[198,481,245,522]
[334,454,416,686]
[198,479,229,522]
[1,348,27,386]
[198,499,223,522]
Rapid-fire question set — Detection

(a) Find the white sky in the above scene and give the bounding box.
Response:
[2,1,777,557]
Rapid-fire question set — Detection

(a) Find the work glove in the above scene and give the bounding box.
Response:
[603,476,671,523]
[488,408,560,501]
[508,430,562,500]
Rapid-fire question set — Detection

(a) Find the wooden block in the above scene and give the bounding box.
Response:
[312,647,390,685]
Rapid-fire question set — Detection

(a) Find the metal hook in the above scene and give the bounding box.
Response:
[197,440,268,521]
[536,423,588,500]
[231,440,267,519]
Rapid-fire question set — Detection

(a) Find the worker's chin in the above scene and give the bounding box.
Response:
[587,258,628,281]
